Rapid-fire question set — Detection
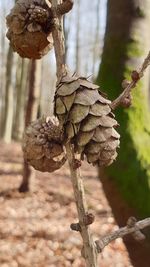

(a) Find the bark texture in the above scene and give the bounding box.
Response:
[97,0,150,216]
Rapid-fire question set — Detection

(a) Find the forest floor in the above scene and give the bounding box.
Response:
[0,141,138,267]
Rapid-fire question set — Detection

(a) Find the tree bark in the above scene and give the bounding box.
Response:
[97,0,150,216]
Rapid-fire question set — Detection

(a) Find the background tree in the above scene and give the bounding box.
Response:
[19,59,42,192]
[13,58,29,141]
[3,46,14,143]
[97,0,150,216]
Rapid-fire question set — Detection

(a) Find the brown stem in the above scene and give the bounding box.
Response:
[45,1,98,266]
[46,0,68,81]
[65,142,97,267]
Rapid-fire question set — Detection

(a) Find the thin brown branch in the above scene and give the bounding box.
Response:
[46,1,98,266]
[57,0,74,15]
[111,51,150,110]
[95,217,150,253]
[45,0,68,81]
[65,142,97,267]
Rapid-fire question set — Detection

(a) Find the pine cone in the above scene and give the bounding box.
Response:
[6,0,53,59]
[23,117,66,172]
[54,76,120,167]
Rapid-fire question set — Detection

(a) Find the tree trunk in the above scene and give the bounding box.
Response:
[97,0,150,216]
[19,59,41,192]
[13,58,29,141]
[3,46,14,143]
[75,0,80,73]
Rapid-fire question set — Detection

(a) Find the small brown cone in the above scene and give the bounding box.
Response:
[6,0,53,59]
[23,117,66,172]
[54,75,120,167]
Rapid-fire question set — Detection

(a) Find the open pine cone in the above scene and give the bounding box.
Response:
[6,0,53,59]
[23,117,66,172]
[54,75,120,167]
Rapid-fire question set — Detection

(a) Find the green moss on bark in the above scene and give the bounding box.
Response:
[97,27,150,216]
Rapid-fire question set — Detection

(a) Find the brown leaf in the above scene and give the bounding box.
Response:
[69,104,89,123]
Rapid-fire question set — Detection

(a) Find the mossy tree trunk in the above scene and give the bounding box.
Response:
[97,0,150,216]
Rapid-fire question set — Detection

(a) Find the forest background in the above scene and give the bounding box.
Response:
[0,0,150,266]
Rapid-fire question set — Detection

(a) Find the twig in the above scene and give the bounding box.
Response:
[46,0,68,81]
[66,142,97,267]
[111,51,150,110]
[95,217,150,252]
[46,1,98,266]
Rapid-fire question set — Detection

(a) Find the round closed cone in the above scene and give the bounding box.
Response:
[23,117,66,172]
[6,0,53,59]
[54,75,120,167]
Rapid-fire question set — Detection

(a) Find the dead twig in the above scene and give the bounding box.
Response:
[66,142,97,267]
[111,51,150,110]
[95,217,150,253]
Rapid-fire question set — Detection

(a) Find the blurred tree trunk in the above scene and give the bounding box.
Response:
[0,3,7,137]
[19,59,41,192]
[97,0,150,216]
[75,0,80,73]
[3,46,14,143]
[13,58,29,141]
[92,0,100,79]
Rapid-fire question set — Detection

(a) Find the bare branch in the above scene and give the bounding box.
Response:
[46,1,98,265]
[95,217,150,253]
[45,0,68,81]
[57,0,74,15]
[65,142,98,267]
[111,51,150,110]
